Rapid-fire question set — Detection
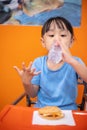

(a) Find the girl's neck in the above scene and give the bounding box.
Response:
[47,59,64,71]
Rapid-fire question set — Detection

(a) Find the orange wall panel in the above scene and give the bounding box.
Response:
[0,0,87,111]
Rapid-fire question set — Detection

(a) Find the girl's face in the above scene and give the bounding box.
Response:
[41,21,73,51]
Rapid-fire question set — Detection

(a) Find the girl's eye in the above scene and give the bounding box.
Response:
[48,35,54,37]
[61,34,67,37]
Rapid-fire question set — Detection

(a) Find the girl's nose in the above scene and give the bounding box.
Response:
[53,40,60,46]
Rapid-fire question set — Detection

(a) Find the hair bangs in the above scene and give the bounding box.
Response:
[55,19,66,30]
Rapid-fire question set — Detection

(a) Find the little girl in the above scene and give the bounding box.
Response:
[14,16,87,110]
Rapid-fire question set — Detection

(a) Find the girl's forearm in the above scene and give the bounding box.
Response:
[69,58,87,82]
[23,82,38,97]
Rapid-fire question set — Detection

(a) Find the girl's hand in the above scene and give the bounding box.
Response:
[13,62,41,85]
[60,42,73,63]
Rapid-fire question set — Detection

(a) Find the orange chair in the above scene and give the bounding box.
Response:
[76,84,85,110]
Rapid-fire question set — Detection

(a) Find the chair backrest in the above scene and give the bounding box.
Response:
[76,84,84,104]
[76,79,87,110]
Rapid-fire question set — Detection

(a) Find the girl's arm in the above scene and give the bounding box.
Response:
[14,62,41,97]
[60,42,87,82]
[23,82,39,98]
[69,58,87,83]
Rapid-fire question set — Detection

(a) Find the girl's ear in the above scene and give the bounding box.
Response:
[40,37,46,48]
[69,37,74,48]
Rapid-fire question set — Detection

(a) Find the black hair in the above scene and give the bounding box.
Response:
[41,16,74,38]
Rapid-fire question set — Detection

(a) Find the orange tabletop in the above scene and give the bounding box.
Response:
[0,105,87,130]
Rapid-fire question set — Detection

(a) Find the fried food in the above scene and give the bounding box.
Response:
[38,106,64,120]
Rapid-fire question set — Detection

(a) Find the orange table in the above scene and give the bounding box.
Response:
[0,105,87,130]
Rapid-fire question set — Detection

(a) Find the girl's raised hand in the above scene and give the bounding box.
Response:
[13,61,41,84]
[59,42,73,63]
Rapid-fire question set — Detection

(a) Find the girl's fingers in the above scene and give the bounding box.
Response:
[27,61,33,70]
[60,42,71,55]
[13,66,21,74]
[60,42,67,52]
[22,62,26,71]
[30,68,41,75]
[30,68,36,73]
[35,71,41,75]
[14,61,41,77]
